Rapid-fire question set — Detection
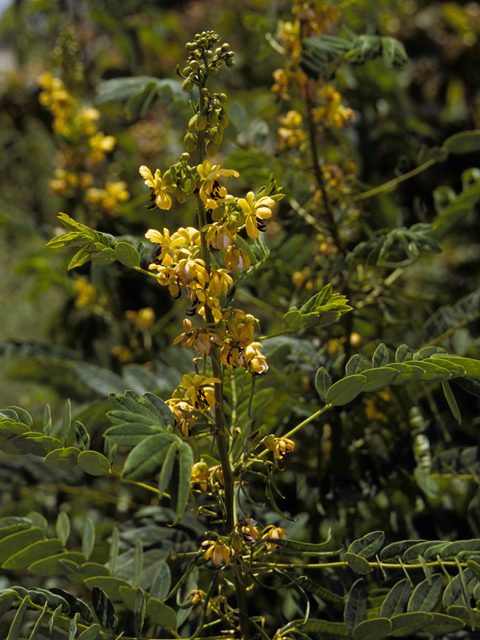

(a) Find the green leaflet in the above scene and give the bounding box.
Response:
[344,578,368,633]
[407,361,452,382]
[424,613,464,635]
[348,531,385,559]
[315,367,331,401]
[361,367,398,392]
[169,441,194,524]
[44,448,80,470]
[380,579,411,618]
[91,587,118,631]
[6,595,29,640]
[146,598,177,630]
[295,618,349,636]
[325,375,366,406]
[390,612,433,636]
[0,523,31,541]
[0,590,19,619]
[78,451,111,476]
[344,552,373,574]
[134,588,147,637]
[2,539,63,570]
[77,623,101,640]
[150,563,171,601]
[49,587,93,624]
[352,618,392,640]
[56,512,70,546]
[441,540,480,558]
[0,528,44,563]
[442,380,462,424]
[82,518,95,561]
[104,423,164,447]
[384,363,424,385]
[115,242,140,268]
[403,540,444,563]
[61,561,111,585]
[372,343,389,368]
[443,130,480,154]
[29,552,88,576]
[446,605,480,627]
[85,577,131,601]
[345,354,367,376]
[123,432,180,481]
[380,540,425,561]
[407,574,443,612]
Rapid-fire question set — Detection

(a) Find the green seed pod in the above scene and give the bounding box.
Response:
[184,132,198,152]
[205,140,219,158]
[188,115,198,131]
[218,108,229,128]
[210,125,223,145]
[182,77,194,92]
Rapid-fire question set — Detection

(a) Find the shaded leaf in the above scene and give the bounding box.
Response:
[348,531,384,559]
[56,512,70,546]
[407,574,443,612]
[146,598,177,630]
[150,563,171,601]
[372,343,389,368]
[29,552,88,576]
[362,367,398,392]
[424,612,464,634]
[91,587,117,631]
[444,130,480,154]
[380,579,412,618]
[85,577,131,601]
[352,618,392,640]
[315,367,331,401]
[123,432,180,481]
[344,552,373,574]
[115,242,140,268]
[44,447,80,470]
[0,528,44,563]
[390,612,433,636]
[344,578,367,632]
[2,539,63,570]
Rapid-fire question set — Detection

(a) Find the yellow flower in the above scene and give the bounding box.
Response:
[139,165,173,210]
[202,539,232,566]
[145,228,186,266]
[167,399,196,437]
[173,318,223,357]
[209,268,233,296]
[236,518,259,545]
[244,342,268,374]
[197,161,239,207]
[181,374,220,412]
[225,245,251,271]
[265,436,295,459]
[264,525,288,548]
[237,191,275,238]
[204,223,232,250]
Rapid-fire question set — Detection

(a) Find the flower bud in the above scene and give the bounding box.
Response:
[184,132,198,152]
[218,93,228,103]
[195,111,208,131]
[210,125,223,145]
[208,109,218,126]
[209,65,219,76]
[182,77,194,92]
[205,140,219,158]
[176,187,189,204]
[226,59,236,69]
[264,434,276,451]
[190,60,200,70]
[218,108,229,128]
[188,115,198,131]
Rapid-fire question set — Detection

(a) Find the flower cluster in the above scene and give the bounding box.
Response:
[140,158,279,408]
[38,72,129,219]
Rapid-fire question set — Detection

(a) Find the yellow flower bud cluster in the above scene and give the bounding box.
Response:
[38,72,129,218]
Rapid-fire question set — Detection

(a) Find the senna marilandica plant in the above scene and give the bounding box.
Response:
[4,17,480,640]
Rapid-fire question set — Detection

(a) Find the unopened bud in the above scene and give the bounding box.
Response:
[226,59,236,68]
[184,133,197,152]
[175,187,189,204]
[210,125,223,145]
[218,108,229,128]
[208,109,218,126]
[195,111,208,131]
[182,77,194,92]
[264,435,276,451]
[205,140,219,158]
[188,115,198,131]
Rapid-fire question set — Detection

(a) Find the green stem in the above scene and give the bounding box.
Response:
[353,158,436,201]
[194,76,248,640]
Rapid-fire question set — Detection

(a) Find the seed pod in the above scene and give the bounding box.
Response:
[205,140,219,158]
[184,132,198,152]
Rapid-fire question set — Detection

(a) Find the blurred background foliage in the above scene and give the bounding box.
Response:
[1,0,480,632]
